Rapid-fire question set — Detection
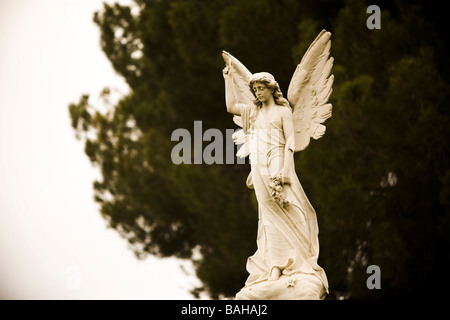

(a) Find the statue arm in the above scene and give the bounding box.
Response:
[281,108,296,182]
[223,68,241,116]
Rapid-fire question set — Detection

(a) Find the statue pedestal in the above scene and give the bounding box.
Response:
[235,273,327,300]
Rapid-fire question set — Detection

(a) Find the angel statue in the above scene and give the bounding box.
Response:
[222,30,334,300]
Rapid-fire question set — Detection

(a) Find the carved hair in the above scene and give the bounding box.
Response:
[249,72,290,108]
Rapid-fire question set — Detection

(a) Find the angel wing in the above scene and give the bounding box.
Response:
[287,29,334,152]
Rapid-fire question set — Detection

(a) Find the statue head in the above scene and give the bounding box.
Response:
[248,72,290,108]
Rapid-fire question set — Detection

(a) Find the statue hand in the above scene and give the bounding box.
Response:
[223,66,230,79]
[222,51,233,79]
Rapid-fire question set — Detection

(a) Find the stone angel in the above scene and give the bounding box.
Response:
[222,30,334,300]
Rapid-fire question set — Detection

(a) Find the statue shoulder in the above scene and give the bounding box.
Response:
[278,105,293,117]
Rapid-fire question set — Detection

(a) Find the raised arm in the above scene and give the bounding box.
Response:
[223,66,241,116]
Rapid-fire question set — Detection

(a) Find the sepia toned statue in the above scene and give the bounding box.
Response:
[222,30,334,300]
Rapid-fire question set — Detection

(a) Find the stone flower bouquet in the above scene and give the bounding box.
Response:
[269,174,291,208]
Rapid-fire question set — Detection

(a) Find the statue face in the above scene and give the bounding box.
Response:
[252,82,273,104]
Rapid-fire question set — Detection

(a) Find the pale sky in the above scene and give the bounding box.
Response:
[0,0,199,299]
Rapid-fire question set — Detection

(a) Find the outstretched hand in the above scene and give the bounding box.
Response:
[222,66,230,78]
[222,51,233,79]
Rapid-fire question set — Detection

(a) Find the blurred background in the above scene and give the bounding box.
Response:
[1,0,449,300]
[0,0,200,299]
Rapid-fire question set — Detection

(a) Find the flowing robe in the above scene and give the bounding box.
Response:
[235,104,328,300]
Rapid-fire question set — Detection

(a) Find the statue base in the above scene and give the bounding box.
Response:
[235,273,327,300]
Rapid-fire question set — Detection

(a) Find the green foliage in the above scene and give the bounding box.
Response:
[69,0,449,299]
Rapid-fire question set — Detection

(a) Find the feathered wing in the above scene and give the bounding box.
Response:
[222,51,254,157]
[287,30,334,152]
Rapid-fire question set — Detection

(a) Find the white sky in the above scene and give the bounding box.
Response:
[0,0,200,299]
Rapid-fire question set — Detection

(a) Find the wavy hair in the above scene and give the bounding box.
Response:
[248,72,290,108]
